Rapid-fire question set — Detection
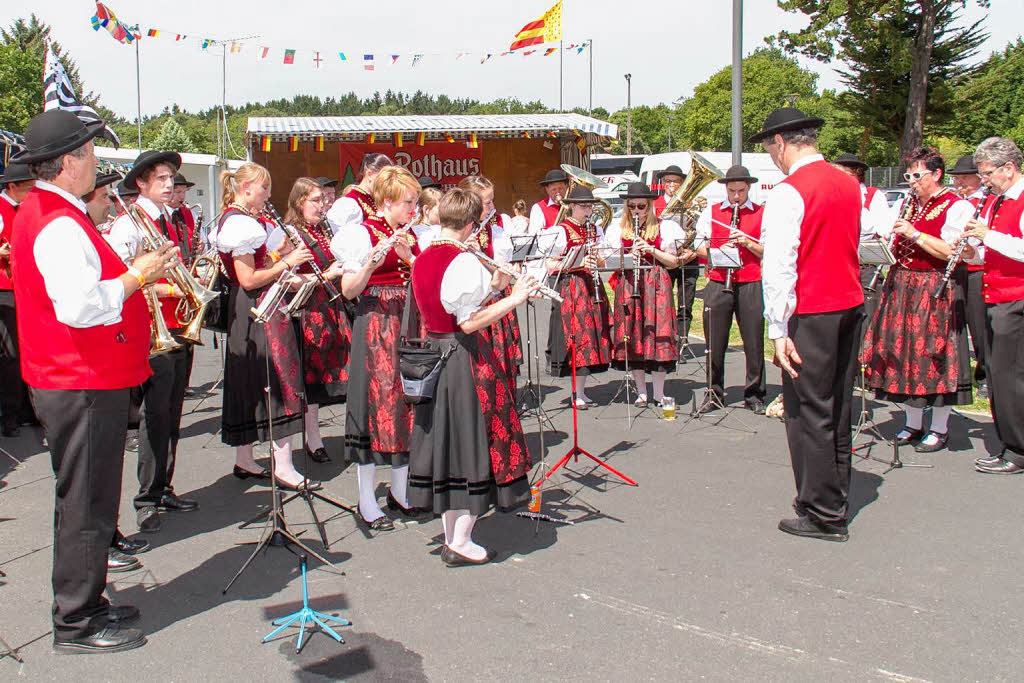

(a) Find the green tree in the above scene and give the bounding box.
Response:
[151,118,198,153]
[945,39,1024,147]
[0,44,43,131]
[773,0,989,165]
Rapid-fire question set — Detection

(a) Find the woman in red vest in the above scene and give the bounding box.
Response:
[277,177,348,464]
[544,186,612,407]
[331,165,421,531]
[602,182,685,407]
[861,147,975,453]
[212,162,317,490]
[325,152,393,234]
[409,188,537,565]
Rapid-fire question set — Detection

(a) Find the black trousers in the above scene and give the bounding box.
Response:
[31,386,129,639]
[782,306,865,526]
[965,270,988,383]
[135,346,190,508]
[668,264,700,338]
[985,300,1024,466]
[703,279,765,401]
[0,290,28,427]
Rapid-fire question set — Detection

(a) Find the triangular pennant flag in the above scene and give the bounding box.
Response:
[391,54,400,65]
[544,47,558,56]
[283,49,296,65]
[230,42,242,54]
[201,38,214,50]
[313,51,323,68]
[175,34,184,41]
[339,52,348,61]
[480,54,492,64]
[523,50,536,56]
[456,53,466,60]
[147,29,159,38]
[444,133,455,143]
[257,46,269,60]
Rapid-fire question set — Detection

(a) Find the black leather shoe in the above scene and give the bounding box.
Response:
[53,624,146,654]
[778,516,849,542]
[441,545,495,567]
[386,491,430,519]
[136,506,161,533]
[745,398,767,415]
[107,549,142,573]
[124,429,139,452]
[914,431,949,453]
[157,492,199,512]
[107,605,140,624]
[896,427,925,446]
[112,531,150,555]
[233,465,270,480]
[975,459,1024,475]
[309,447,331,463]
[975,455,1004,467]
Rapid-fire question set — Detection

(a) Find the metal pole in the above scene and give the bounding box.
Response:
[588,39,593,114]
[222,44,228,160]
[625,74,632,155]
[559,39,564,111]
[135,40,142,150]
[731,0,743,166]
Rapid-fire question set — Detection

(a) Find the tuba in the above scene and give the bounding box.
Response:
[659,151,725,248]
[553,164,615,229]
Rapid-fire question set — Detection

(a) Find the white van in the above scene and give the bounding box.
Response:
[639,151,785,206]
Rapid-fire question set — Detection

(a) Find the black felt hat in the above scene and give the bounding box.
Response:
[539,168,569,185]
[116,180,139,198]
[717,164,759,184]
[315,176,339,188]
[560,186,596,203]
[123,150,182,191]
[657,165,687,180]
[417,176,441,190]
[0,162,34,185]
[173,172,195,188]
[947,155,978,176]
[833,153,867,170]
[748,107,824,144]
[619,182,660,200]
[94,171,121,189]
[11,110,106,164]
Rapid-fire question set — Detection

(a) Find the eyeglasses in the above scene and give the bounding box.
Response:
[978,164,1006,179]
[627,203,648,210]
[903,170,932,182]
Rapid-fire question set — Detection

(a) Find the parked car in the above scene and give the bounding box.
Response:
[882,186,911,208]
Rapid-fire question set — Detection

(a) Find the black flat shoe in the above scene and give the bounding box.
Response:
[441,545,495,567]
[745,398,767,415]
[309,447,331,463]
[107,605,140,624]
[53,624,146,654]
[914,431,948,453]
[975,459,1024,475]
[157,492,199,512]
[277,478,322,492]
[386,491,430,519]
[136,506,161,533]
[896,427,925,446]
[107,549,142,573]
[233,465,270,480]
[361,514,395,531]
[778,516,848,542]
[112,531,150,555]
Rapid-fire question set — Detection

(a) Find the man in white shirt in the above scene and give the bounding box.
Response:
[526,168,569,235]
[752,108,865,542]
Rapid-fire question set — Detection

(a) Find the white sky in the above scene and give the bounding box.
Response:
[4,0,1020,119]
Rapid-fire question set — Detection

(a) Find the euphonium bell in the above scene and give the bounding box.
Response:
[660,152,724,248]
[554,164,614,228]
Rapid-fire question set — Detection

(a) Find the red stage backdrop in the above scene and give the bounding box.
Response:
[338,143,483,189]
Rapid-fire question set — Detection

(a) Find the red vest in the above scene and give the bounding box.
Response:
[863,186,879,208]
[653,194,668,216]
[982,193,1024,304]
[12,187,151,390]
[618,222,663,265]
[344,186,376,221]
[781,159,864,315]
[217,208,269,285]
[148,206,186,331]
[294,221,333,272]
[895,189,963,271]
[533,199,560,229]
[0,196,16,290]
[708,203,763,283]
[364,215,417,287]
[412,242,463,334]
[556,217,594,271]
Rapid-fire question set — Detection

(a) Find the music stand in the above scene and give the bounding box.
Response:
[672,237,704,369]
[510,234,557,428]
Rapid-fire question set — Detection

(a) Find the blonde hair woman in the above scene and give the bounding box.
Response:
[330,165,421,530]
[412,186,442,250]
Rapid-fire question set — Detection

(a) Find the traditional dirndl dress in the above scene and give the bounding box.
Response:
[605,222,679,373]
[545,218,612,376]
[470,215,523,390]
[216,208,304,446]
[339,216,418,466]
[860,190,973,407]
[408,242,532,514]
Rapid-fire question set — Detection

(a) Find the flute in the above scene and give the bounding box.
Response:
[371,208,421,264]
[932,187,992,299]
[263,203,342,302]
[469,248,563,303]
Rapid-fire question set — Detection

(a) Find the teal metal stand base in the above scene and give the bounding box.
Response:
[263,555,350,653]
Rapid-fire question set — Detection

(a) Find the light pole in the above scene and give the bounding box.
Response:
[668,97,684,152]
[625,73,632,155]
[731,0,743,166]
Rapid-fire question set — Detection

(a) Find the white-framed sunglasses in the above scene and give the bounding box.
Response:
[903,170,933,182]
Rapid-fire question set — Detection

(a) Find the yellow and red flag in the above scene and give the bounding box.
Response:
[509,2,562,51]
[260,136,272,152]
[288,136,299,152]
[416,132,426,146]
[314,136,325,152]
[394,132,403,147]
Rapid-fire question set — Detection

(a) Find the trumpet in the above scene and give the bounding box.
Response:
[113,193,219,345]
[262,202,342,301]
[468,247,563,303]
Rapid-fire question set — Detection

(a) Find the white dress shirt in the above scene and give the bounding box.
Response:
[105,195,168,263]
[325,195,365,236]
[860,185,892,242]
[413,223,441,251]
[487,215,515,264]
[509,214,529,236]
[213,213,268,256]
[440,251,492,324]
[760,153,824,340]
[982,176,1024,262]
[32,181,127,328]
[331,222,374,273]
[528,199,559,235]
[545,221,606,258]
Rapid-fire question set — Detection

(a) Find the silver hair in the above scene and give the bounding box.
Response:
[28,145,90,182]
[974,137,1023,171]
[778,127,818,147]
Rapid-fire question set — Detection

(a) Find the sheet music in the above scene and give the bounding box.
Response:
[710,245,742,268]
[858,239,896,266]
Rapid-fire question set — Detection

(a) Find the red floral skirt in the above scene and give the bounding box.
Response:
[477,289,523,392]
[609,265,678,371]
[547,271,611,375]
[299,287,350,406]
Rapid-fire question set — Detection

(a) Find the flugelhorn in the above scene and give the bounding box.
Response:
[144,285,183,355]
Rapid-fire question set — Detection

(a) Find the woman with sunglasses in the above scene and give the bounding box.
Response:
[543,186,612,408]
[860,146,977,453]
[601,182,686,407]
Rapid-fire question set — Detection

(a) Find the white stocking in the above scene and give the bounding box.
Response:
[450,512,486,561]
[930,406,952,434]
[441,509,462,547]
[273,436,302,485]
[390,465,410,508]
[651,371,667,401]
[235,444,259,471]
[357,463,383,521]
[631,369,647,400]
[902,405,924,430]
[304,403,324,450]
[576,374,589,403]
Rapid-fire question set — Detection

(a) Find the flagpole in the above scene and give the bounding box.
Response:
[135,39,142,150]
[559,39,563,111]
[588,39,593,114]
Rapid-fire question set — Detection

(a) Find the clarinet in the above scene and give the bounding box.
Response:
[631,213,642,300]
[585,218,603,304]
[263,203,342,302]
[932,188,992,299]
[723,204,739,294]
[868,195,916,291]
